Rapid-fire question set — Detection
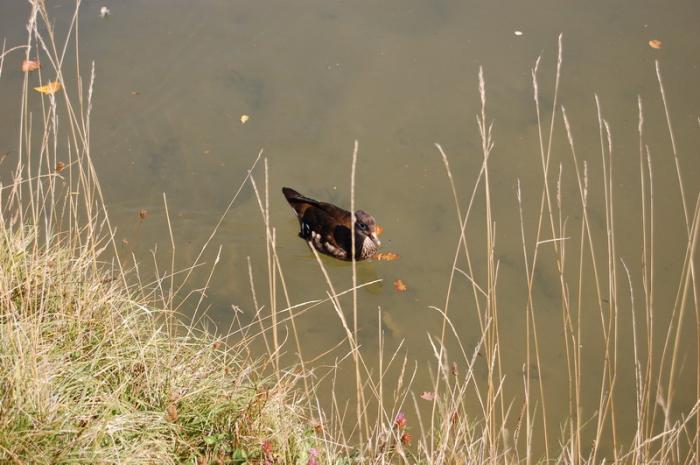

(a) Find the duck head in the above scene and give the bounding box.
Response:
[354,210,381,259]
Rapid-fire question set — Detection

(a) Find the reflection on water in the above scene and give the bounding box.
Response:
[1,0,699,456]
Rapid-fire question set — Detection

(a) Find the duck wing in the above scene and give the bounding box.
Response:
[282,187,351,223]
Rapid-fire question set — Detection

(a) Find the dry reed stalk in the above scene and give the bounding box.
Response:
[349,139,371,442]
[528,37,567,464]
[655,64,699,444]
[248,160,313,397]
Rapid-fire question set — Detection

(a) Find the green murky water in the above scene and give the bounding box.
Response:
[2,0,699,455]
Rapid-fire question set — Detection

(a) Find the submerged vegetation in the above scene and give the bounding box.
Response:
[1,2,699,464]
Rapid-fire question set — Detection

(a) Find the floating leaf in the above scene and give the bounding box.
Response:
[21,59,40,72]
[138,209,148,220]
[401,432,413,445]
[99,6,111,18]
[212,341,222,350]
[130,90,141,96]
[375,224,384,236]
[393,279,407,292]
[648,39,662,49]
[420,391,436,401]
[376,252,399,261]
[240,114,250,124]
[55,161,65,173]
[34,81,62,95]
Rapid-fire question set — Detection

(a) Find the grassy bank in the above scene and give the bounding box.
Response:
[1,2,699,464]
[0,228,316,464]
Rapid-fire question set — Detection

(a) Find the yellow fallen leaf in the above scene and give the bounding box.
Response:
[375,252,400,261]
[648,39,662,49]
[420,391,436,401]
[393,279,407,292]
[21,59,41,72]
[34,81,62,95]
[240,114,250,124]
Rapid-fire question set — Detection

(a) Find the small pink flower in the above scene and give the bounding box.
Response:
[262,440,274,465]
[307,448,319,465]
[262,440,273,455]
[394,412,407,429]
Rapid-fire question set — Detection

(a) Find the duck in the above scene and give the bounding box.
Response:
[282,187,381,260]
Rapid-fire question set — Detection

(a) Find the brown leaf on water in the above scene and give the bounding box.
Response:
[138,209,148,220]
[420,391,436,401]
[34,81,62,95]
[21,59,41,72]
[375,252,400,261]
[212,341,222,350]
[393,279,407,292]
[375,224,384,236]
[648,39,662,49]
[55,161,65,173]
[130,90,141,96]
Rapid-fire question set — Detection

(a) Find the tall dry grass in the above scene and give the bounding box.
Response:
[0,3,320,464]
[1,2,698,465]
[245,35,700,465]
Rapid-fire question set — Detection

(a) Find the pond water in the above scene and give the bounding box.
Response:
[1,0,699,457]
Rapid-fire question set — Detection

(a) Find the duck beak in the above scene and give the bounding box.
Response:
[371,232,381,247]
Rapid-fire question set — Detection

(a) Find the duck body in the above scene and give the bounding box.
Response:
[282,187,381,260]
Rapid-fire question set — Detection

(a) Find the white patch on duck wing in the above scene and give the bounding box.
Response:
[310,232,323,248]
[308,231,347,259]
[324,241,348,259]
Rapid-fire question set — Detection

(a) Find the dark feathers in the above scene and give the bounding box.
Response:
[282,187,381,260]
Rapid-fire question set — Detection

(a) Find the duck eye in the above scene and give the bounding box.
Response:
[358,223,367,230]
